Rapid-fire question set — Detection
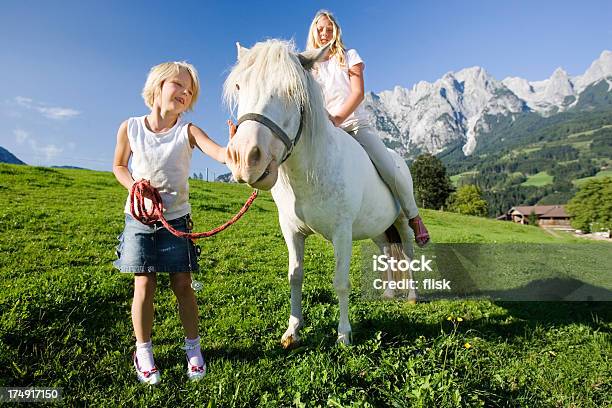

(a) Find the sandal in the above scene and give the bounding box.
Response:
[409,216,430,248]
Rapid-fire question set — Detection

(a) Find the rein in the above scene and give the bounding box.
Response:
[129,179,258,240]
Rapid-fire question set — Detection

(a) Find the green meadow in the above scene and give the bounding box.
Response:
[0,163,610,407]
[574,169,612,186]
[520,171,554,187]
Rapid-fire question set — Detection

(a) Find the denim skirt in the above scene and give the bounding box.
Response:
[113,213,200,273]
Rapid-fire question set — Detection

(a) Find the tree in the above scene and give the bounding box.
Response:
[446,184,488,217]
[410,154,453,210]
[566,177,612,232]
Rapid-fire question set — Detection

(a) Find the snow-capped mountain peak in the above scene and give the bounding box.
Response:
[574,50,612,93]
[363,50,611,158]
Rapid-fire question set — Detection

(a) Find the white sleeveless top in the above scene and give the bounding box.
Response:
[313,48,368,129]
[124,115,193,220]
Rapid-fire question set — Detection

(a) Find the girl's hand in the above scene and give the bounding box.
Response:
[227,120,237,139]
[130,179,157,201]
[329,114,344,127]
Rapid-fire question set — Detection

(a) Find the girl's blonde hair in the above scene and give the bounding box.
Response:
[306,10,347,67]
[142,61,200,112]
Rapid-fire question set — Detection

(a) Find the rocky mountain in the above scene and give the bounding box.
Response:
[0,146,26,165]
[363,50,612,159]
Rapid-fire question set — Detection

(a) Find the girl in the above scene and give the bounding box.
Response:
[112,61,228,384]
[306,10,430,247]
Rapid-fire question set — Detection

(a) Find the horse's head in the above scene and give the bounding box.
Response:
[224,40,329,190]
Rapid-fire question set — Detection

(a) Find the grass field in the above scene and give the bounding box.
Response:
[521,171,554,187]
[499,123,612,160]
[573,170,612,186]
[449,171,478,187]
[0,163,610,407]
[566,124,612,139]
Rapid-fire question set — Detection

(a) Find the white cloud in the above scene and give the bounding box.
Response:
[13,95,80,120]
[15,96,33,107]
[14,128,29,144]
[36,144,63,161]
[38,106,80,120]
[13,127,64,161]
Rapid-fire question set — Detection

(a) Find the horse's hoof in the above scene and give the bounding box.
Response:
[281,334,301,349]
[406,299,417,305]
[336,332,352,345]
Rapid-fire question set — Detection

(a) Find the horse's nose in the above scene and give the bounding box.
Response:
[226,143,237,166]
[226,143,243,182]
[247,146,261,167]
[226,142,262,184]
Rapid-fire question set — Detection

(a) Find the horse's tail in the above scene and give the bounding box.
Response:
[383,224,417,303]
[384,225,404,283]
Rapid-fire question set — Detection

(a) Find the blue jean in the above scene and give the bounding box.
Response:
[113,213,200,273]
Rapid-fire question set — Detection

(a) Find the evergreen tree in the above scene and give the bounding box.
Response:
[410,154,453,210]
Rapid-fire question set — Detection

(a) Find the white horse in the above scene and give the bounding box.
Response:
[224,40,415,347]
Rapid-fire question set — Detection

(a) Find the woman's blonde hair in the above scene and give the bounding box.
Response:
[306,10,347,67]
[142,61,200,112]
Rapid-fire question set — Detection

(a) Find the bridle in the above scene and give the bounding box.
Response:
[236,107,305,164]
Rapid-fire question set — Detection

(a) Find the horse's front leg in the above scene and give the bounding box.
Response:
[333,228,353,345]
[280,223,306,349]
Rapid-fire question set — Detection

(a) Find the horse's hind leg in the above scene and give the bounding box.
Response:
[371,233,397,299]
[279,223,306,349]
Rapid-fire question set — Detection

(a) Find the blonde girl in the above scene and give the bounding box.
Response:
[306,10,430,246]
[112,61,228,384]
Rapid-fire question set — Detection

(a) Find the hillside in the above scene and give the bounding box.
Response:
[0,146,26,165]
[0,164,610,406]
[362,51,612,217]
[438,110,612,215]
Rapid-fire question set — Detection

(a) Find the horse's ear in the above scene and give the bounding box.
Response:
[236,42,249,61]
[297,43,331,71]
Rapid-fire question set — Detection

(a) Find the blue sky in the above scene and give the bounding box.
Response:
[1,0,610,176]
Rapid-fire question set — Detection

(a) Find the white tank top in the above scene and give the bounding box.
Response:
[314,48,368,129]
[124,115,193,220]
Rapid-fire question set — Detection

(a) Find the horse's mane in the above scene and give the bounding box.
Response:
[223,39,330,183]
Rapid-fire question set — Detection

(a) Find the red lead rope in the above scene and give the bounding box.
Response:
[129,179,258,240]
